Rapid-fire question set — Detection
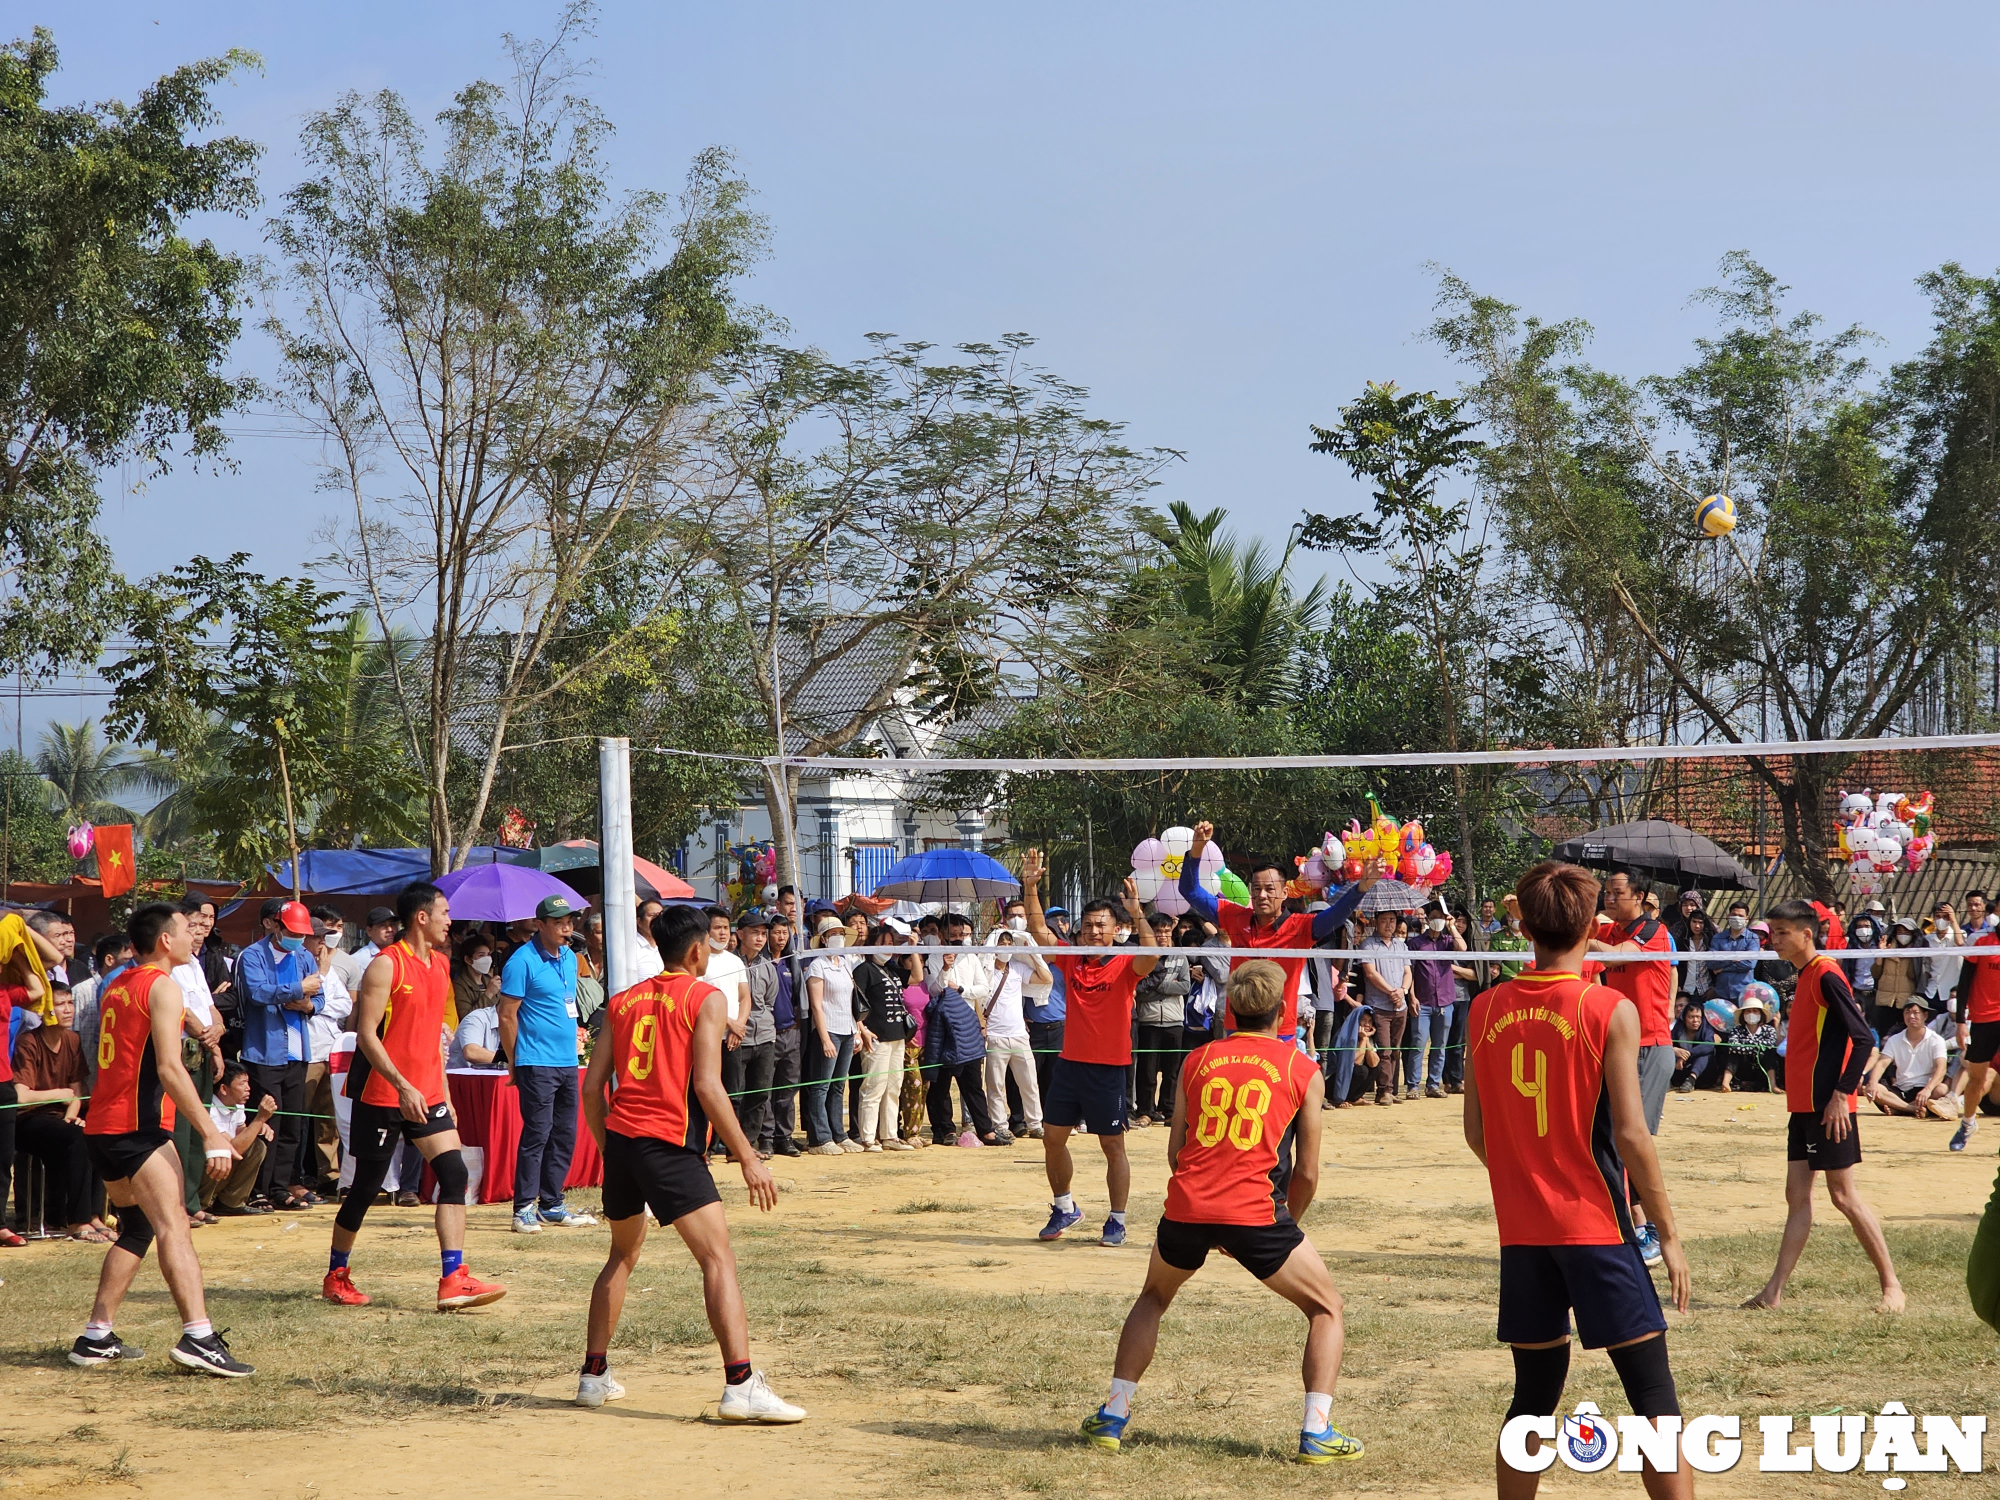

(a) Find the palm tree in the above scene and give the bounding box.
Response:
[35,720,143,828]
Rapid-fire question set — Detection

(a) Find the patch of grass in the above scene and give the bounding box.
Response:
[895,1198,980,1215]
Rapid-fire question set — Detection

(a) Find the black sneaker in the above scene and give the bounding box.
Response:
[773,1139,801,1158]
[68,1331,143,1367]
[170,1329,254,1378]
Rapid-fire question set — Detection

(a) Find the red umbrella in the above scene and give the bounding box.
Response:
[548,839,696,901]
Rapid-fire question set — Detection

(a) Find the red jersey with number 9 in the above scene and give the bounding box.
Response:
[86,965,174,1136]
[604,971,719,1149]
[1164,1031,1319,1225]
[356,941,451,1109]
[1467,970,1632,1247]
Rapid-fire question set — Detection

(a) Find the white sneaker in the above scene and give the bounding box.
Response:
[576,1371,626,1408]
[513,1208,542,1234]
[717,1370,805,1423]
[807,1141,844,1156]
[863,1141,883,1153]
[882,1138,913,1151]
[838,1139,865,1154]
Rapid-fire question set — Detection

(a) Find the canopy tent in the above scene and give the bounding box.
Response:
[1552,820,1756,890]
[266,847,534,897]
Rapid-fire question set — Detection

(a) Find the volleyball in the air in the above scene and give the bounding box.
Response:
[1696,493,1736,537]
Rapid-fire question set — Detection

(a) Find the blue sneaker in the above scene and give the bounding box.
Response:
[1080,1405,1129,1451]
[1039,1203,1085,1241]
[1634,1222,1663,1266]
[537,1204,599,1227]
[512,1207,542,1234]
[1099,1218,1127,1247]
[1950,1119,1976,1152]
[1297,1424,1365,1464]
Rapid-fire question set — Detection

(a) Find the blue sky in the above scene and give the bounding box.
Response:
[26,1,2000,737]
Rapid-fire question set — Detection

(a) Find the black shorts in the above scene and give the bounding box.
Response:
[349,1100,456,1161]
[85,1128,176,1185]
[1043,1059,1129,1136]
[1154,1214,1305,1281]
[1788,1110,1863,1172]
[602,1130,721,1225]
[1965,1021,2000,1067]
[1498,1242,1666,1349]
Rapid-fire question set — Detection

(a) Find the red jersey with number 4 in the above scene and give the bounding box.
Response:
[1965,931,2000,1024]
[1215,906,1316,1039]
[1467,970,1633,1247]
[1052,953,1141,1066]
[86,965,174,1136]
[356,941,451,1109]
[1164,1032,1319,1226]
[605,971,718,1149]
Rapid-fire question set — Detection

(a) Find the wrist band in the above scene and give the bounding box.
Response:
[205,1149,234,1160]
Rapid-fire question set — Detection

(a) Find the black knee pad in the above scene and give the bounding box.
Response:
[336,1155,392,1233]
[1505,1341,1571,1420]
[1608,1333,1680,1418]
[113,1204,155,1260]
[429,1149,468,1206]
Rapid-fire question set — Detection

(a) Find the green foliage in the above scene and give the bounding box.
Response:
[0,748,73,885]
[0,28,259,676]
[33,720,142,828]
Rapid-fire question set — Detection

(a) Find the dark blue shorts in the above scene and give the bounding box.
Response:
[1498,1242,1665,1349]
[1043,1059,1129,1136]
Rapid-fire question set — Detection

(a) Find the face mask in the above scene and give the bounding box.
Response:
[1115,927,1132,944]
[1727,915,1747,933]
[1895,933,1913,946]
[277,934,304,952]
[1853,926,1875,943]
[708,935,730,952]
[469,954,493,975]
[1007,916,1028,933]
[821,934,844,950]
[1427,918,1446,934]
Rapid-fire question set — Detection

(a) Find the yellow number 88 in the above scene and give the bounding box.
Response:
[1192,1076,1271,1150]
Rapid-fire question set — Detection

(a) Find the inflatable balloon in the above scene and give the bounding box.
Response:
[1217,868,1250,905]
[1696,493,1736,537]
[1838,790,1873,820]
[1736,982,1779,1019]
[1133,830,1225,915]
[1399,820,1425,858]
[1903,832,1935,872]
[1340,857,1364,882]
[1702,999,1736,1033]
[1428,850,1453,887]
[66,822,93,861]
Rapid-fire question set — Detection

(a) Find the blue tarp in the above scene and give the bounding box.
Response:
[266,847,535,897]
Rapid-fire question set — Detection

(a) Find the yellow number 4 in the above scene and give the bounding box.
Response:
[1511,1043,1548,1136]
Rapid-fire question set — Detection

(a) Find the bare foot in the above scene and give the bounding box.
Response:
[1740,1292,1781,1310]
[1719,1080,1733,1094]
[1877,1286,1907,1314]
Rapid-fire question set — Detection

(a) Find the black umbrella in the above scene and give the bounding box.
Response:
[1552,820,1755,890]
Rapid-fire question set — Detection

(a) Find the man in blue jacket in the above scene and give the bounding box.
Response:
[921,968,993,1146]
[237,899,324,1211]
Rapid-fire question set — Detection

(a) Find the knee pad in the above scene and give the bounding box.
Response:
[113,1203,155,1260]
[429,1149,468,1206]
[1505,1341,1571,1420]
[336,1155,393,1233]
[1608,1333,1680,1418]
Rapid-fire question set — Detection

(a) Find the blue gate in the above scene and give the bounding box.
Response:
[851,842,896,895]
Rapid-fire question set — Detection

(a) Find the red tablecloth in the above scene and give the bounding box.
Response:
[421,1068,601,1205]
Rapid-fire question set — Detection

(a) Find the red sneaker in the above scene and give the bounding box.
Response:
[437,1266,507,1311]
[322,1267,371,1306]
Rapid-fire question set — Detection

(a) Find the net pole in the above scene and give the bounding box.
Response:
[598,736,638,994]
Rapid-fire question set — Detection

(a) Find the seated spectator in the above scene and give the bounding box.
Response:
[204,1062,278,1215]
[1865,998,1954,1120]
[1670,1000,1721,1092]
[1719,992,1780,1093]
[10,982,105,1241]
[1338,1009,1382,1107]
[449,1002,506,1071]
[452,929,499,1029]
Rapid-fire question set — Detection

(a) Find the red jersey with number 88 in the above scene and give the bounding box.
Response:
[1467,970,1632,1247]
[604,971,718,1149]
[1164,1032,1318,1225]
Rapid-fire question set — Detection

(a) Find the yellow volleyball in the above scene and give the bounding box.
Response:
[1696,493,1736,537]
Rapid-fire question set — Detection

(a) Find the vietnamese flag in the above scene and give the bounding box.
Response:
[94,824,136,898]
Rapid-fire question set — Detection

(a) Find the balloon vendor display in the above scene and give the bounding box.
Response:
[1330,797,1452,892]
[1130,826,1226,915]
[1832,788,1936,896]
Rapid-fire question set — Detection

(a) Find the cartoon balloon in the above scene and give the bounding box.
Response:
[67,822,93,861]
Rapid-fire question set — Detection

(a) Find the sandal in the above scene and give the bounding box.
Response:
[67,1226,113,1243]
[0,1227,26,1247]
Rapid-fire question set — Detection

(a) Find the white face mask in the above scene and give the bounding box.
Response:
[1726,915,1747,933]
[708,934,731,952]
[469,954,493,975]
[821,934,845,950]
[1007,916,1028,933]
[1115,927,1132,944]
[1426,918,1446,934]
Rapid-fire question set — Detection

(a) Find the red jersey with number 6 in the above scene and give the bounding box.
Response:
[355,941,451,1109]
[1466,970,1632,1247]
[1164,1031,1318,1226]
[604,971,719,1149]
[86,965,174,1136]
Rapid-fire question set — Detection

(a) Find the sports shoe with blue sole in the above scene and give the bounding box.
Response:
[1080,1405,1129,1451]
[1950,1120,1976,1152]
[1297,1424,1365,1463]
[1634,1223,1663,1266]
[1099,1219,1127,1247]
[1039,1203,1085,1241]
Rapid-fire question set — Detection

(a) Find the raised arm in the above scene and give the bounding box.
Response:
[1179,822,1222,926]
[1020,848,1058,948]
[1124,878,1159,978]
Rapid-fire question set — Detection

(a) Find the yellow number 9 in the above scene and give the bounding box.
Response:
[628,1013,658,1080]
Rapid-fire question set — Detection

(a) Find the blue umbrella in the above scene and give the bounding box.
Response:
[870,848,1020,902]
[434,863,589,923]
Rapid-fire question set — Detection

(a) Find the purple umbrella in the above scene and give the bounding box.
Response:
[434,863,589,923]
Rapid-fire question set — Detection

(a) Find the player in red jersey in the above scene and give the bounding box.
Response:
[1465,862,1691,1500]
[1080,959,1360,1463]
[1950,920,2000,1152]
[1176,821,1384,1042]
[323,882,506,1313]
[574,904,803,1421]
[1021,847,1158,1246]
[1585,869,1675,1268]
[1742,899,1902,1314]
[72,903,252,1377]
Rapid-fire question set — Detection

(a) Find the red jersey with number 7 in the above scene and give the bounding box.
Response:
[354,941,451,1109]
[86,965,174,1136]
[604,971,719,1149]
[1164,1032,1318,1226]
[1466,970,1633,1247]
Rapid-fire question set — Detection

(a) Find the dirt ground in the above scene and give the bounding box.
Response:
[2,1089,1996,1499]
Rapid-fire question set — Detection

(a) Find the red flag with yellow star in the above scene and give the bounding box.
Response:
[94,823,135,898]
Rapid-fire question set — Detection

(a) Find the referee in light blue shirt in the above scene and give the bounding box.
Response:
[499,894,595,1231]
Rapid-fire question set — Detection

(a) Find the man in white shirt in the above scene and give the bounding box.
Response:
[302,918,357,1189]
[982,928,1045,1144]
[1865,999,1955,1120]
[203,1063,278,1215]
[352,906,400,970]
